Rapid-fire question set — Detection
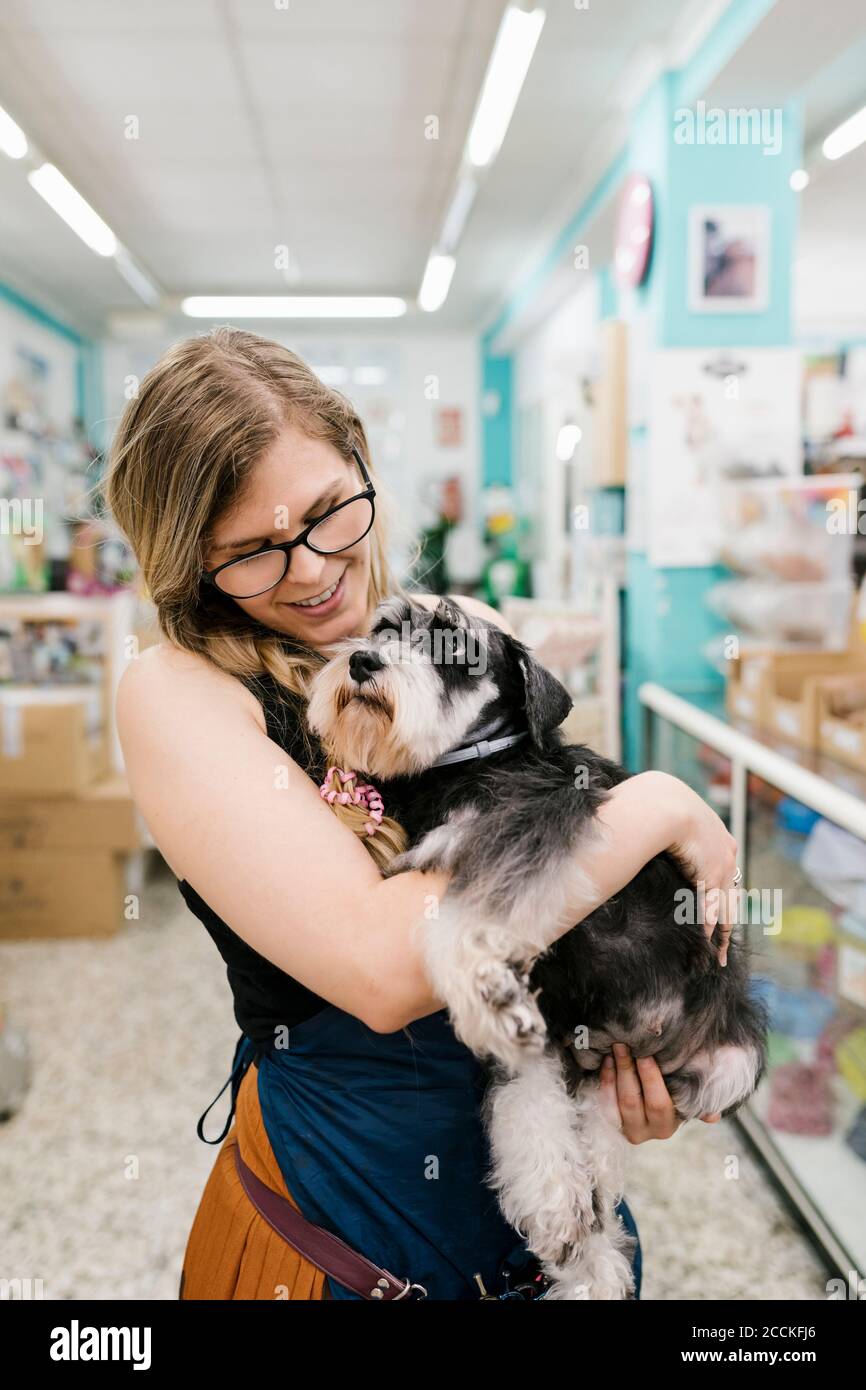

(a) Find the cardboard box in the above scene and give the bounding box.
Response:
[0,775,143,852]
[0,686,106,796]
[727,646,866,749]
[726,650,774,725]
[0,851,125,939]
[815,674,866,771]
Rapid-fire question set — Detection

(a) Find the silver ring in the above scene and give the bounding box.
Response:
[732,866,742,886]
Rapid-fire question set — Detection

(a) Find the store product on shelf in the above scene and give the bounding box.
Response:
[718,475,857,585]
[837,936,866,1013]
[839,910,866,945]
[836,1029,866,1103]
[750,976,838,1039]
[766,1030,800,1068]
[813,942,838,995]
[767,1061,834,1136]
[802,817,866,912]
[0,614,105,685]
[816,1010,862,1071]
[712,474,858,654]
[845,1107,866,1163]
[773,798,822,862]
[708,579,853,649]
[775,904,835,962]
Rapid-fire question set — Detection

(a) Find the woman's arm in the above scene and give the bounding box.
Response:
[118,644,735,1037]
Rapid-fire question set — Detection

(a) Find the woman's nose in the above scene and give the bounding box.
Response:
[284,545,327,587]
[349,649,383,684]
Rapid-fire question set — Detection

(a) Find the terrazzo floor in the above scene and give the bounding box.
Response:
[1,856,830,1301]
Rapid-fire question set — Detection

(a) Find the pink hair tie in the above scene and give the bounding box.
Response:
[319,767,386,836]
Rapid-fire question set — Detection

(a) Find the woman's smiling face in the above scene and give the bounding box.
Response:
[203,423,374,646]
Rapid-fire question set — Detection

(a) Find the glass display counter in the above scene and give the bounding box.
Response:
[640,681,866,1279]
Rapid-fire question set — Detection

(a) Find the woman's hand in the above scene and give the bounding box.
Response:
[600,1045,721,1142]
[646,771,739,964]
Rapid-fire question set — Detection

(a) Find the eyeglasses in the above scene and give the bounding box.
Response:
[201,446,376,600]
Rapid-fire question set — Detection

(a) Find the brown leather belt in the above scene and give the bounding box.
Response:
[233,1144,427,1301]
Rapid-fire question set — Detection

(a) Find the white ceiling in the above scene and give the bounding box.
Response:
[0,0,692,337]
[1,0,865,342]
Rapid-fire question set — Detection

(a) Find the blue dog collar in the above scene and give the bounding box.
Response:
[431,717,529,768]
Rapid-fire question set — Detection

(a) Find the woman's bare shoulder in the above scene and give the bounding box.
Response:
[117,641,266,734]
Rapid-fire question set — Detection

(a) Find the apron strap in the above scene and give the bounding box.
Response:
[234,1144,427,1301]
[196,1032,259,1145]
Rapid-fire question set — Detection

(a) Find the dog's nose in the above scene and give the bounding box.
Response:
[349,649,383,684]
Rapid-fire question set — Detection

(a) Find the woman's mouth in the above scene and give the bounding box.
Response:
[284,569,347,619]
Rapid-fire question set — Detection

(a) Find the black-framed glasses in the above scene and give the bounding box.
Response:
[201,446,376,599]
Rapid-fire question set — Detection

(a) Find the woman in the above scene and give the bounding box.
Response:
[108,327,737,1302]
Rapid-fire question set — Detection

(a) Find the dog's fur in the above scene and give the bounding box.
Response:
[307,595,768,1300]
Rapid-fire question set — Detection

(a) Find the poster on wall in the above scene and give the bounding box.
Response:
[646,347,802,567]
[436,406,464,447]
[688,205,770,313]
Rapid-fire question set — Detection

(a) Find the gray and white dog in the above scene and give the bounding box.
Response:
[308,595,767,1300]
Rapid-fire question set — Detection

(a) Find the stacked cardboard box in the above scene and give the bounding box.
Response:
[726,637,866,759]
[0,683,143,939]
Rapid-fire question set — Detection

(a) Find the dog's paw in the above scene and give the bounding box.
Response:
[524,1181,598,1267]
[451,959,547,1068]
[541,1230,635,1301]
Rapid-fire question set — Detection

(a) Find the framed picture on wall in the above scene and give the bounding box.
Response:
[688,204,770,312]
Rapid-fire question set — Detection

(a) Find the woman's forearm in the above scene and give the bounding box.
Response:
[352,770,731,1032]
[551,771,680,934]
[348,867,451,1030]
[354,775,678,1031]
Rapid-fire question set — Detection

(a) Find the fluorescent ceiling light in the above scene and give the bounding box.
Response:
[181,296,406,318]
[418,253,456,313]
[113,247,161,306]
[466,5,546,168]
[0,104,27,159]
[310,365,349,385]
[28,163,117,256]
[439,174,478,252]
[353,366,388,386]
[789,168,810,192]
[822,104,866,161]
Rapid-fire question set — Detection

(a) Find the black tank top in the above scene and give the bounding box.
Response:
[177,671,331,1053]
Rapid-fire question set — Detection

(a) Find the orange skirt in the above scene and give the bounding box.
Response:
[179,1060,328,1300]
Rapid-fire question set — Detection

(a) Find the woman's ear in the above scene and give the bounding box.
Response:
[516,645,573,746]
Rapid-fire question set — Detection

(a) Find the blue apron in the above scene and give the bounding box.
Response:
[220,1012,642,1301]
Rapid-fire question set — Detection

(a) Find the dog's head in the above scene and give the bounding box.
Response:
[306,594,573,778]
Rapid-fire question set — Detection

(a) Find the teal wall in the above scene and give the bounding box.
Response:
[0,280,97,435]
[480,351,513,488]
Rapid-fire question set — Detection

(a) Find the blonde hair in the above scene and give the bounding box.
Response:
[105,326,410,863]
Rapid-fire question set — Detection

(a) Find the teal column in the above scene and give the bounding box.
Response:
[77,340,105,453]
[480,351,513,488]
[619,73,802,768]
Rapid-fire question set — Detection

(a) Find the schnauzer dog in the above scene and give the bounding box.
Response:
[307,595,767,1300]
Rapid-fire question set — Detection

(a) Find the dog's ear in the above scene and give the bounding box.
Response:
[433,596,468,628]
[515,643,573,746]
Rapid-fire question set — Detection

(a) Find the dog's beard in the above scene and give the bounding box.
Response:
[308,653,498,778]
